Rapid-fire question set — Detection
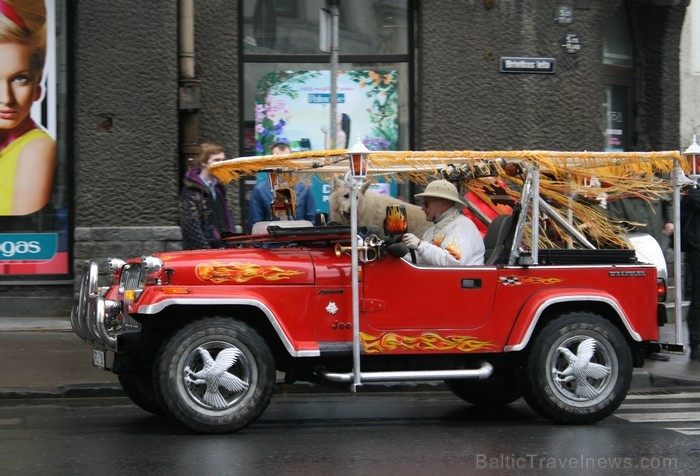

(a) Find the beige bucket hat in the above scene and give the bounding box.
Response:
[414,180,468,209]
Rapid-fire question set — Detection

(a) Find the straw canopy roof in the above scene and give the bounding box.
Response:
[211,149,686,249]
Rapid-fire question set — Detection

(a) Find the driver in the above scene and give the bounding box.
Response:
[402,180,485,266]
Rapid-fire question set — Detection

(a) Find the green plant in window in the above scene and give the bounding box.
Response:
[347,70,399,150]
[255,71,321,154]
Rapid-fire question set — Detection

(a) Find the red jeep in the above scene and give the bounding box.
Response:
[72,149,678,433]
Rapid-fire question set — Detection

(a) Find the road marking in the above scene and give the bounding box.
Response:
[0,418,22,426]
[625,392,700,400]
[665,427,700,436]
[617,393,700,434]
[615,412,700,423]
[620,402,700,409]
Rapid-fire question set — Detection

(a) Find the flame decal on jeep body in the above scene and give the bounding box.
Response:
[360,332,494,354]
[499,275,564,286]
[196,262,303,283]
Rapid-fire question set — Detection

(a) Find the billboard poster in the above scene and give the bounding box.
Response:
[255,69,400,212]
[0,0,68,276]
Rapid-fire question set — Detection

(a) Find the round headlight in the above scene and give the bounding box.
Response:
[141,255,164,275]
[107,257,126,274]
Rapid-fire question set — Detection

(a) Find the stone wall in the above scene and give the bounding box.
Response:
[73,226,183,286]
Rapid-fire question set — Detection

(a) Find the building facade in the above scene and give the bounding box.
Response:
[0,0,691,317]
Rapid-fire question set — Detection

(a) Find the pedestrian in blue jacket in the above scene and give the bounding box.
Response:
[248,142,316,232]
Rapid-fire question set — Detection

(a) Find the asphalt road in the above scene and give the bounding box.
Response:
[1,390,698,476]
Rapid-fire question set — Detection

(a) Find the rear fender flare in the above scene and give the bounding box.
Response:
[503,291,641,352]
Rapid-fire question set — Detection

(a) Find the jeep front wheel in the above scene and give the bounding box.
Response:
[156,317,275,434]
[118,372,164,415]
[522,312,632,424]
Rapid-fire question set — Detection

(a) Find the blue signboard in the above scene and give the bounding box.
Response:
[0,234,58,261]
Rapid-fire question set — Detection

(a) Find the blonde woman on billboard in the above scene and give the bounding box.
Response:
[0,0,55,216]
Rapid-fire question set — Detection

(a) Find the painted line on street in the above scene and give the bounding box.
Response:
[619,402,700,409]
[615,412,700,422]
[625,392,700,400]
[665,427,700,435]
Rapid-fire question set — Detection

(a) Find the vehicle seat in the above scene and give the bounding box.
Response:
[251,220,313,235]
[483,205,520,265]
[483,215,512,265]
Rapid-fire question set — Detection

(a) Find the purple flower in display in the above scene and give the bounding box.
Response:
[363,136,391,151]
[274,119,286,136]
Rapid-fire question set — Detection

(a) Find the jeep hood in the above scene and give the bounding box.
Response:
[151,248,315,286]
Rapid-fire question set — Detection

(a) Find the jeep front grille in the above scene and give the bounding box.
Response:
[120,263,143,294]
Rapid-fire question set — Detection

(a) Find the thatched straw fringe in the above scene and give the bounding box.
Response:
[210,149,684,249]
[211,149,684,184]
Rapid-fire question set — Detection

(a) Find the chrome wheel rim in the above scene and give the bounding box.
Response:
[546,333,616,407]
[181,340,253,411]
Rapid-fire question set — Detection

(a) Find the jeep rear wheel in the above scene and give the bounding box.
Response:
[522,312,632,424]
[446,369,522,407]
[156,317,275,434]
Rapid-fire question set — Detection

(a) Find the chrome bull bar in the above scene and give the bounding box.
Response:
[70,260,118,350]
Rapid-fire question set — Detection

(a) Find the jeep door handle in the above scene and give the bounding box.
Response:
[461,278,482,289]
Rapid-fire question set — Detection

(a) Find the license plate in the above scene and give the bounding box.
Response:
[92,348,106,369]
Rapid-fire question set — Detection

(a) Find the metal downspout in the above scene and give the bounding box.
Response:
[179,0,201,173]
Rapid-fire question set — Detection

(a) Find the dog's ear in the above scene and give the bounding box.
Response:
[360,181,371,194]
[330,176,341,191]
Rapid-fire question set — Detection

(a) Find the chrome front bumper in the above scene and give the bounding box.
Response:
[70,260,123,350]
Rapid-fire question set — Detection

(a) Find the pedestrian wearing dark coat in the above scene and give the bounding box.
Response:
[682,185,700,361]
[179,143,235,250]
[607,189,674,255]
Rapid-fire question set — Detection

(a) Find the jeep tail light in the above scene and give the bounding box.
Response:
[657,278,667,303]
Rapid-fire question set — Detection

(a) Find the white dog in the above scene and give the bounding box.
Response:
[328,177,431,237]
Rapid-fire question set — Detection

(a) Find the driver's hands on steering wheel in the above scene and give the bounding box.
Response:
[402,233,422,250]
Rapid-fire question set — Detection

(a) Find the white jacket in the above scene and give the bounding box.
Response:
[415,208,485,266]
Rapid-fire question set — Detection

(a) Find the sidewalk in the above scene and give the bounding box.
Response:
[0,317,698,400]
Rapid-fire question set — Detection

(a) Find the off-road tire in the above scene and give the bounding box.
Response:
[522,312,632,424]
[118,372,164,415]
[446,369,522,407]
[155,317,275,434]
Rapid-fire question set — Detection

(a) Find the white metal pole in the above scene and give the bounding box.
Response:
[531,166,540,264]
[350,174,361,391]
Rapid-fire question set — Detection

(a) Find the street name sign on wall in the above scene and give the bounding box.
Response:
[499,57,556,74]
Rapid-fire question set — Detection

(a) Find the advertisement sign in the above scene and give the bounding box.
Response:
[0,0,68,276]
[255,69,400,212]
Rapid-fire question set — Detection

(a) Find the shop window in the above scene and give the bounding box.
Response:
[243,0,409,55]
[241,1,413,225]
[603,5,634,68]
[602,3,635,151]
